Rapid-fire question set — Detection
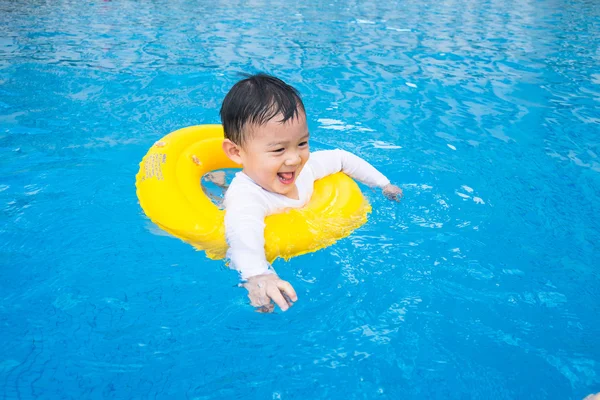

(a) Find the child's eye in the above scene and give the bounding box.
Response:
[272,148,285,153]
[299,141,308,147]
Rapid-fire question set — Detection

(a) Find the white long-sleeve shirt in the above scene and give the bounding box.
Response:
[223,149,390,280]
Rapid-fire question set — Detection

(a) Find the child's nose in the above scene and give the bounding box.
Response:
[285,152,301,166]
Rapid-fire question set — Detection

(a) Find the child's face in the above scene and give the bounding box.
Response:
[238,112,310,198]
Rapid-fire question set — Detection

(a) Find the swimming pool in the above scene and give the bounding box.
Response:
[1,0,599,398]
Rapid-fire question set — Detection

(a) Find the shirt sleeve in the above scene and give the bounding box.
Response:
[308,149,390,187]
[223,186,275,280]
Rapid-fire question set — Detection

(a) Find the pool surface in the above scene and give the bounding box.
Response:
[1,0,599,398]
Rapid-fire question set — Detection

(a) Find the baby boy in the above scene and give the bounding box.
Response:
[220,73,402,312]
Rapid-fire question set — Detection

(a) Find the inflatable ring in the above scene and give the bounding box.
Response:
[135,125,372,262]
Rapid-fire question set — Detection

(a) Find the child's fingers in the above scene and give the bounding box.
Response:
[247,293,267,308]
[384,188,403,202]
[276,281,298,302]
[266,286,290,311]
[255,304,275,313]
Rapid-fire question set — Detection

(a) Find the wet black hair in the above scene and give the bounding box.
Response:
[220,73,305,146]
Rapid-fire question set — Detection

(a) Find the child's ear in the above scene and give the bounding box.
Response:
[222,139,243,165]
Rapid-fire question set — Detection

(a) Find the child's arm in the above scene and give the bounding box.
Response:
[224,188,298,311]
[309,150,403,200]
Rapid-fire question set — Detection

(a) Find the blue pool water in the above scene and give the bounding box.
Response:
[1,0,599,398]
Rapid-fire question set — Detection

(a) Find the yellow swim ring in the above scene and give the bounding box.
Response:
[135,125,372,262]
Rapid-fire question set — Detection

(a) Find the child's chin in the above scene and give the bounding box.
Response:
[274,183,294,195]
[275,187,290,195]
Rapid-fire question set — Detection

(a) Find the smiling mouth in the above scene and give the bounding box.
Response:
[277,171,295,184]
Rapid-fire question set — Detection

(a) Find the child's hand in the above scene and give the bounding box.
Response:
[242,274,298,312]
[383,184,403,202]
